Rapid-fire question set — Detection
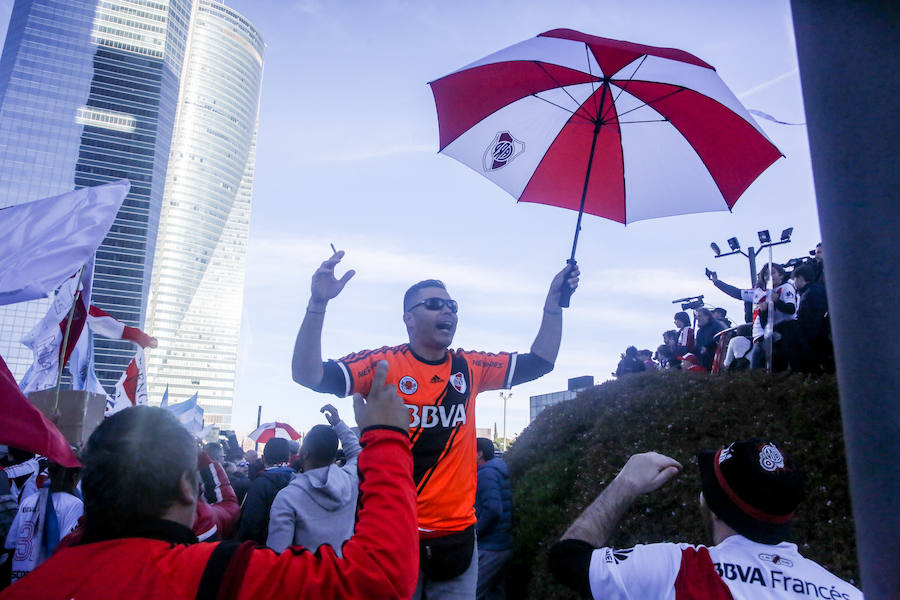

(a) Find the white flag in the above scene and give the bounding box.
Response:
[0,180,129,306]
[107,350,148,416]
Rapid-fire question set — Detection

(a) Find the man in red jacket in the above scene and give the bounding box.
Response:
[0,360,417,600]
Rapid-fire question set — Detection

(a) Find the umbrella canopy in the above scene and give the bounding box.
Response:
[248,421,301,444]
[429,29,782,226]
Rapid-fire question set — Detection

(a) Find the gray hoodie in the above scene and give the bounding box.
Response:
[266,421,361,556]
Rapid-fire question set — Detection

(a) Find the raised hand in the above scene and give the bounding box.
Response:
[615,452,682,496]
[310,250,356,306]
[353,361,410,431]
[320,404,340,426]
[546,262,581,310]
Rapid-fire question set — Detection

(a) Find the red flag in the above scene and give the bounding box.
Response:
[0,354,80,467]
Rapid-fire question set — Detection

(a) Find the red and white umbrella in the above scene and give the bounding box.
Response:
[247,422,301,444]
[429,29,782,302]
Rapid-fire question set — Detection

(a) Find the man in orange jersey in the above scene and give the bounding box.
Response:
[293,250,579,599]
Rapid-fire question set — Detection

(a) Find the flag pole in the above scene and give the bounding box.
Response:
[54,264,87,409]
[765,246,774,373]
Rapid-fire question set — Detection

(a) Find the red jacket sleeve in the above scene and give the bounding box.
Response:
[223,428,418,600]
[194,460,240,541]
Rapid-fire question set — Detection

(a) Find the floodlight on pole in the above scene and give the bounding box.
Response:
[781,227,793,241]
[727,237,741,251]
[758,230,771,244]
[710,242,721,256]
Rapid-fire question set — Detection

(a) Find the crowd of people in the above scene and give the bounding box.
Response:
[0,247,859,599]
[615,243,832,377]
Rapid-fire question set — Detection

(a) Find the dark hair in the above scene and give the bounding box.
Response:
[302,425,339,467]
[48,461,81,494]
[203,442,223,457]
[263,437,291,466]
[476,437,495,461]
[762,263,786,279]
[713,307,727,316]
[625,345,638,357]
[663,330,679,343]
[674,312,690,327]
[403,279,446,311]
[637,349,652,358]
[792,265,816,283]
[81,406,197,538]
[696,307,712,320]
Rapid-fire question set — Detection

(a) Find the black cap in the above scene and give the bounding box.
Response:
[698,438,803,544]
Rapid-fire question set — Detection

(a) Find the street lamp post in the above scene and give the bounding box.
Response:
[498,392,512,451]
[710,229,794,373]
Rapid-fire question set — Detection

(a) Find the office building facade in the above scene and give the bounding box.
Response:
[0,0,193,386]
[529,376,595,422]
[145,0,264,428]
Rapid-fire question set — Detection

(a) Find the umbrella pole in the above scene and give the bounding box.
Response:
[559,119,603,308]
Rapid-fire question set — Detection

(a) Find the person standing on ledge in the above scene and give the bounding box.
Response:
[292,250,579,599]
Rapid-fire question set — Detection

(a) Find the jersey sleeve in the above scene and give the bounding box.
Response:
[587,543,686,600]
[336,347,394,397]
[459,350,515,392]
[510,352,553,386]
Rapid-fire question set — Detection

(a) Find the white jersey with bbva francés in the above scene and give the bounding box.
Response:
[588,534,862,600]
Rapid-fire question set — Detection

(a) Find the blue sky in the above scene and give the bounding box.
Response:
[1,1,819,441]
[225,0,817,441]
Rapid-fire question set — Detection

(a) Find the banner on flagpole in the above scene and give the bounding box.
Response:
[18,259,93,395]
[106,350,148,416]
[166,392,204,435]
[0,180,129,306]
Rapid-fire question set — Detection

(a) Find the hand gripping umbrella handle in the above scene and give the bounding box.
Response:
[558,259,578,308]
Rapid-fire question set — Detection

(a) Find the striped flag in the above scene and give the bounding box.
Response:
[18,260,93,395]
[167,392,204,434]
[70,305,157,400]
[106,350,148,416]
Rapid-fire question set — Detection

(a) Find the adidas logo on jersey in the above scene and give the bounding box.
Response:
[430,375,443,383]
[407,403,466,429]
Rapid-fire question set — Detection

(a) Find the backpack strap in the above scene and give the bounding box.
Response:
[196,541,242,600]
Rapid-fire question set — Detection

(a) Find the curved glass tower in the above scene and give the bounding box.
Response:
[145,0,264,429]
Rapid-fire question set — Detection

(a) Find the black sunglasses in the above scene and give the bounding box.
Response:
[408,297,458,314]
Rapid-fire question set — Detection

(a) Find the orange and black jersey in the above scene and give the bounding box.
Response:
[316,345,552,534]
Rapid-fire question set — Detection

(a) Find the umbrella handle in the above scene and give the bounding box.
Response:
[558,259,578,308]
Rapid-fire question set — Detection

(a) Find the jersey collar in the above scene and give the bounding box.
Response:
[408,345,449,366]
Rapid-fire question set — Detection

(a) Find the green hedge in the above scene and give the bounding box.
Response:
[504,371,858,599]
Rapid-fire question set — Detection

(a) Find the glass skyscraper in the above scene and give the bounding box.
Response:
[0,0,194,387]
[0,0,100,375]
[1,2,265,429]
[76,0,194,387]
[145,0,263,428]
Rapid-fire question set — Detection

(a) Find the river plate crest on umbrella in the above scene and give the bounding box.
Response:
[428,29,783,302]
